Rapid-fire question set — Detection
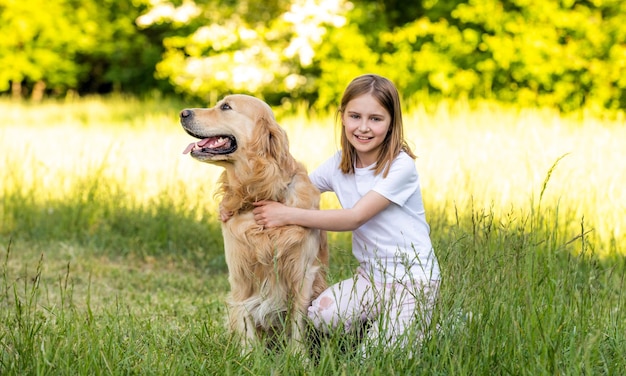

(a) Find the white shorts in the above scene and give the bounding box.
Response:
[308,267,440,347]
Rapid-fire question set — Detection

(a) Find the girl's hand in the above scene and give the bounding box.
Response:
[219,203,233,222]
[252,200,290,228]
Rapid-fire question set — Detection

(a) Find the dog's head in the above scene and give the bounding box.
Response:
[180,94,289,167]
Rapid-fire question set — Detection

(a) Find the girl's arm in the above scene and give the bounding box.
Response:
[252,190,391,231]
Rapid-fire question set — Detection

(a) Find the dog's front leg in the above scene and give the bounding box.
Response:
[290,315,306,352]
[285,288,312,355]
[242,314,257,349]
[229,305,258,352]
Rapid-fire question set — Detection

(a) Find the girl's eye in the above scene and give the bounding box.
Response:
[350,114,360,119]
[220,103,232,110]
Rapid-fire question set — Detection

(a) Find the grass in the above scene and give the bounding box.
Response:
[1,95,625,374]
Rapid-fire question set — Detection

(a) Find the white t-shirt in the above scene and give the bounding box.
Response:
[310,151,440,283]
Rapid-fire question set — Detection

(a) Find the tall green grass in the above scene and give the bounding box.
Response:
[1,96,625,374]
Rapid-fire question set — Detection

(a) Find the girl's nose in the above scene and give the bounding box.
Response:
[358,120,369,132]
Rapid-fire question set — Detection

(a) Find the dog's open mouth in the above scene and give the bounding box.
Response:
[182,135,237,155]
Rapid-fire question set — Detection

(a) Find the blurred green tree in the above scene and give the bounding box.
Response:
[137,0,351,105]
[0,0,166,99]
[0,0,86,99]
[139,0,626,112]
[1,0,625,112]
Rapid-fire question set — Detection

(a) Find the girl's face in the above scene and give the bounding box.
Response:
[342,93,391,168]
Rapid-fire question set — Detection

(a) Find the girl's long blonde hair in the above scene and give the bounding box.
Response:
[337,74,416,177]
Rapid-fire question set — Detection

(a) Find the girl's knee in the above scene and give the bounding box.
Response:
[308,295,338,330]
[317,296,334,309]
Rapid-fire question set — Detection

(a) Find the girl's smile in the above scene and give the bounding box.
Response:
[342,93,391,167]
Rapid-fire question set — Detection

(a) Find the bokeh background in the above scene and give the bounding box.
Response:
[2,0,626,113]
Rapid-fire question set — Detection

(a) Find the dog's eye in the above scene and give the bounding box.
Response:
[220,103,232,111]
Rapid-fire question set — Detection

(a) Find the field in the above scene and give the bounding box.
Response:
[1,95,625,374]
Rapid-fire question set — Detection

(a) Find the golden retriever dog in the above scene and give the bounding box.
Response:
[179,94,328,352]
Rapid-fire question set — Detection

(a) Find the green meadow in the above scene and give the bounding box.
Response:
[1,96,625,374]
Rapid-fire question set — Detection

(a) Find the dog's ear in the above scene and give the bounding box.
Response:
[250,115,290,163]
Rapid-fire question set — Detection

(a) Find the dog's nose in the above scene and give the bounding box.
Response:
[180,109,193,119]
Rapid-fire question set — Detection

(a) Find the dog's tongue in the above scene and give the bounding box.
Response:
[182,138,212,154]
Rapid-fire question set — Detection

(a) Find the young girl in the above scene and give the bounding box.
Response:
[253,74,440,350]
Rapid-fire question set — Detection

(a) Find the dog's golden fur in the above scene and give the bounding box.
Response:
[180,94,328,350]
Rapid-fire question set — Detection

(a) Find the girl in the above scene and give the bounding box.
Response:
[253,74,440,350]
